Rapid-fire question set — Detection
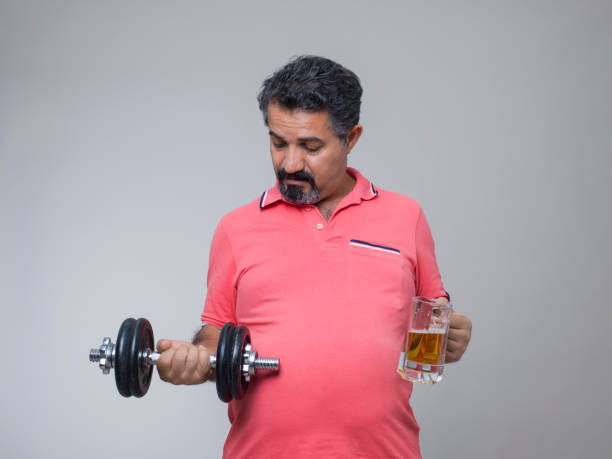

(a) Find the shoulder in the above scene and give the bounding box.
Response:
[371,186,423,218]
[217,196,263,231]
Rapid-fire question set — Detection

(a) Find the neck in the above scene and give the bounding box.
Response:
[317,206,334,221]
[315,171,356,221]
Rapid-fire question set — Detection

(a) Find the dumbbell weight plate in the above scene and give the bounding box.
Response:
[216,322,235,402]
[229,325,251,401]
[128,318,155,397]
[115,318,136,397]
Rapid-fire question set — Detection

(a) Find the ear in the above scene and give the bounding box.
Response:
[344,124,363,155]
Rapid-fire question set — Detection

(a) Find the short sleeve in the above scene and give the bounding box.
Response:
[415,207,448,300]
[201,219,238,327]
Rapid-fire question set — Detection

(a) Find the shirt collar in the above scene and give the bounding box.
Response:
[259,167,378,210]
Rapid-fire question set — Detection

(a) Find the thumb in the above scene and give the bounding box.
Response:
[156,339,174,352]
[157,339,192,352]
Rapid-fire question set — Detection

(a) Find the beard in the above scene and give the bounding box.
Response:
[276,168,320,205]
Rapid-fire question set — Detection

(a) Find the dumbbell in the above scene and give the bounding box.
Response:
[89,318,279,402]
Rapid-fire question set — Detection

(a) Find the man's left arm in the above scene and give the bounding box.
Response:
[435,297,472,364]
[415,209,472,363]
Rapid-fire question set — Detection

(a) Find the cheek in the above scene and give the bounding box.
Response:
[270,150,283,168]
[310,156,341,186]
[304,160,323,182]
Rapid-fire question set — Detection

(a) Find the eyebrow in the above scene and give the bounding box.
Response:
[268,130,323,143]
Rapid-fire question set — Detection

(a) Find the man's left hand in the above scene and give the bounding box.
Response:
[445,312,472,363]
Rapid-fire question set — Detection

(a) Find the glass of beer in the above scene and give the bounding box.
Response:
[398,296,453,384]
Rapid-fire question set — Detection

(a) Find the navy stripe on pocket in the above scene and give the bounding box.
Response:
[349,239,400,255]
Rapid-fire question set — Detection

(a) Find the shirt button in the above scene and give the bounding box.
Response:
[304,207,312,212]
[316,223,324,230]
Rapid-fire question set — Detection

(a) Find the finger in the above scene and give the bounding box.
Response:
[183,346,200,384]
[171,345,190,384]
[434,296,450,306]
[446,337,461,351]
[448,328,470,343]
[449,313,472,331]
[445,336,468,363]
[446,341,464,356]
[158,339,191,351]
[445,339,464,359]
[448,322,471,338]
[157,339,172,352]
[449,314,464,328]
[445,350,459,364]
[194,346,212,383]
[447,335,469,354]
[446,335,461,346]
[157,346,176,382]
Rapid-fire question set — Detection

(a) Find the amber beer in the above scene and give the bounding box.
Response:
[406,328,447,365]
[400,328,448,384]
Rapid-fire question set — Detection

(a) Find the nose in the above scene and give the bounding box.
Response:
[282,145,305,174]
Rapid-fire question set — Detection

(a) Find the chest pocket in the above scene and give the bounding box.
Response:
[347,239,403,309]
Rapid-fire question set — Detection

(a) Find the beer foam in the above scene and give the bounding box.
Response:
[410,328,446,334]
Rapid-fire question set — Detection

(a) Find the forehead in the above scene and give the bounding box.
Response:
[267,103,332,138]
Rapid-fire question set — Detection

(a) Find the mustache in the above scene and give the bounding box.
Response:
[276,168,315,186]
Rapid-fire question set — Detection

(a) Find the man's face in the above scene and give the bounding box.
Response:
[267,102,354,207]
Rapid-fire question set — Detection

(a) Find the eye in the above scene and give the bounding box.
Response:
[273,142,287,149]
[303,144,322,153]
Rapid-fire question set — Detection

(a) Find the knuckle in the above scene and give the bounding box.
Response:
[181,371,193,385]
[173,358,185,373]
[172,370,183,384]
[189,346,199,360]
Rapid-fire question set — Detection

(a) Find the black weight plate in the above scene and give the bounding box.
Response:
[128,318,155,398]
[224,324,239,402]
[240,327,251,399]
[217,323,235,402]
[228,325,241,401]
[216,323,235,402]
[115,318,136,397]
[229,325,251,401]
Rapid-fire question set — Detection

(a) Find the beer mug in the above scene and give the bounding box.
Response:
[398,297,452,384]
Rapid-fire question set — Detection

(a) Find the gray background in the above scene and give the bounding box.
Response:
[1,1,611,458]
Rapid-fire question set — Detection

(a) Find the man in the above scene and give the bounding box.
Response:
[156,55,472,458]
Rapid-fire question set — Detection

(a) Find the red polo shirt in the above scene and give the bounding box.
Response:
[202,168,447,458]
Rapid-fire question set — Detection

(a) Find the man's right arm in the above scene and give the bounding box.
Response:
[192,324,221,350]
[156,325,221,385]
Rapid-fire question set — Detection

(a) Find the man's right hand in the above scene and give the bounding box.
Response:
[156,339,213,385]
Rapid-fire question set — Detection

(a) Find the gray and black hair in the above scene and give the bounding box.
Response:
[257,55,363,141]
